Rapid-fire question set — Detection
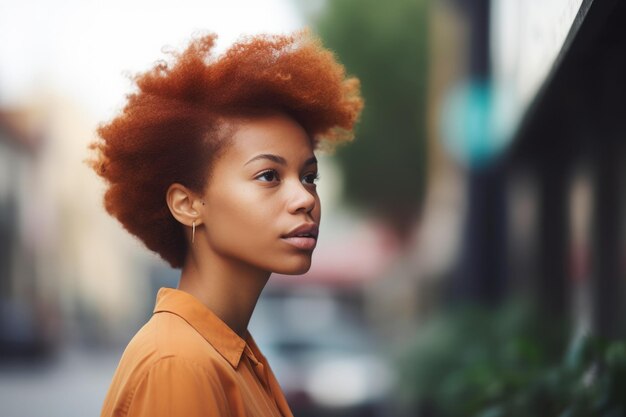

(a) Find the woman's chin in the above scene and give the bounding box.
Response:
[272,260,313,276]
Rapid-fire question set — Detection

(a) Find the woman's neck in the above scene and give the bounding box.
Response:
[177,246,271,339]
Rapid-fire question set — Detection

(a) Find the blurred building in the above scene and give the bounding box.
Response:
[369,0,626,346]
[0,94,154,357]
[502,0,626,339]
[0,108,59,357]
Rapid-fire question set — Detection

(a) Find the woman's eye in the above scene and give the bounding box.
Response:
[303,172,320,185]
[257,170,279,182]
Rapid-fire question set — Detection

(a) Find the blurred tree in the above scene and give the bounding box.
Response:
[313,0,429,241]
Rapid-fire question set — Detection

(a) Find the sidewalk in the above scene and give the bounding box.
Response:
[0,345,122,417]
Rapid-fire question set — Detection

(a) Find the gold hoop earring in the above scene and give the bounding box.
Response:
[192,220,196,244]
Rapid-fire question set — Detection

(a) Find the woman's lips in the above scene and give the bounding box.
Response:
[281,236,317,250]
[281,223,319,250]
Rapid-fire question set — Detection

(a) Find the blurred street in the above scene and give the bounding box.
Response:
[0,346,120,417]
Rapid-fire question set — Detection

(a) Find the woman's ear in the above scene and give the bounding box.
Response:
[166,183,205,227]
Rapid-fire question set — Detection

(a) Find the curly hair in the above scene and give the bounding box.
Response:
[86,30,363,269]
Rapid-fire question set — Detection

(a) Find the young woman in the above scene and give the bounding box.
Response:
[87,31,362,417]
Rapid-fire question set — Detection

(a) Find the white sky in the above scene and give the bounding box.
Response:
[0,0,305,120]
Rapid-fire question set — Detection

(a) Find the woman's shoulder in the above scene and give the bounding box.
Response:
[122,310,227,372]
[100,313,233,417]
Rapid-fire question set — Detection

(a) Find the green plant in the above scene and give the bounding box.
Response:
[394,302,626,417]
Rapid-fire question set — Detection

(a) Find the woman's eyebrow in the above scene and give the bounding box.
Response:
[244,154,318,166]
[303,156,318,166]
[245,154,286,166]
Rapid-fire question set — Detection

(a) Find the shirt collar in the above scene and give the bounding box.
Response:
[152,287,248,369]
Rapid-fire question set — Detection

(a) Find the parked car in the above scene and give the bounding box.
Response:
[250,288,394,417]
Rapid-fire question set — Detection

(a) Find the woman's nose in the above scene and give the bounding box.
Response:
[286,180,317,214]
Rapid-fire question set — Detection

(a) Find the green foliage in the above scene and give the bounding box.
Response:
[394,302,626,417]
[315,0,429,237]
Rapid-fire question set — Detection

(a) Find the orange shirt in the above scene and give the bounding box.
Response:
[100,287,294,417]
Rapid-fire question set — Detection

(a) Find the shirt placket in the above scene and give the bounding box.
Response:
[244,344,288,417]
[244,345,271,393]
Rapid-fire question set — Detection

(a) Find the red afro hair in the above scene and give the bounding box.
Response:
[86,30,363,269]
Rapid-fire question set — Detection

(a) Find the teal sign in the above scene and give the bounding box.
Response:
[440,80,518,168]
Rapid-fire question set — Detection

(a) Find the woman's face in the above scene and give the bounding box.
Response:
[198,113,321,275]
